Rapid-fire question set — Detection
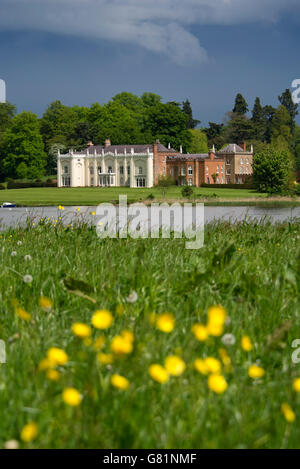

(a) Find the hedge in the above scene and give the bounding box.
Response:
[200,183,256,190]
[7,181,57,189]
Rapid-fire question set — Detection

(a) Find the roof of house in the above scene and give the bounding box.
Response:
[217,144,245,153]
[168,153,224,161]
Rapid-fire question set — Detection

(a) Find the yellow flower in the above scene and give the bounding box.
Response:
[205,357,222,374]
[62,387,82,406]
[72,322,92,339]
[194,358,209,375]
[121,330,134,343]
[248,364,265,379]
[218,348,231,367]
[207,305,227,326]
[38,296,53,312]
[156,313,175,333]
[293,378,300,392]
[111,374,130,390]
[91,211,95,216]
[93,335,106,351]
[91,310,113,330]
[208,374,228,394]
[47,347,68,366]
[149,364,169,383]
[241,335,253,352]
[281,403,296,423]
[16,307,31,321]
[97,353,114,364]
[38,358,54,371]
[207,322,224,337]
[110,335,133,355]
[77,207,80,212]
[46,369,61,381]
[164,356,186,376]
[20,422,38,442]
[192,323,208,341]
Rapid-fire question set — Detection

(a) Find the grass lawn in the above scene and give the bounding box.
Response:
[0,220,300,448]
[0,186,271,207]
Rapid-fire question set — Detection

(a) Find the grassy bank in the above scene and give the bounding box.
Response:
[0,220,300,448]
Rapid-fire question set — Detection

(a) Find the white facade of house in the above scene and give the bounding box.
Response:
[57,143,154,188]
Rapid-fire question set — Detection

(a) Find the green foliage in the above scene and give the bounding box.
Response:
[0,102,16,135]
[204,122,225,149]
[271,105,292,146]
[188,129,208,153]
[226,116,255,143]
[0,111,47,179]
[253,147,292,193]
[156,175,175,198]
[232,93,249,115]
[278,89,298,132]
[181,185,194,198]
[181,99,200,129]
[252,97,266,140]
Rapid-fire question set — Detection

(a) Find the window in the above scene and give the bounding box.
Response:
[62,175,70,186]
[206,177,210,184]
[98,166,102,174]
[170,168,174,176]
[188,166,193,175]
[120,166,124,175]
[206,166,208,174]
[108,166,113,173]
[240,167,244,174]
[216,165,219,174]
[216,177,219,184]
[120,177,124,185]
[221,165,223,173]
[246,166,249,174]
[127,165,130,175]
[226,169,231,175]
[139,166,143,175]
[181,167,186,176]
[240,158,244,165]
[246,158,249,165]
[136,178,146,187]
[91,177,94,185]
[226,159,230,165]
[221,176,224,184]
[64,166,69,174]
[163,167,166,176]
[188,178,193,186]
[89,166,94,175]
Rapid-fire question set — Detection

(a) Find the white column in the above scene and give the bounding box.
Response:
[94,159,97,187]
[57,157,62,187]
[124,157,127,186]
[130,156,135,188]
[114,158,118,186]
[147,155,153,188]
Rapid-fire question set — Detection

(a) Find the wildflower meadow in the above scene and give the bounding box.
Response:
[0,216,300,449]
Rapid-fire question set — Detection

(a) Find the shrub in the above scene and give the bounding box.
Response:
[181,186,194,198]
[0,184,5,190]
[253,147,292,193]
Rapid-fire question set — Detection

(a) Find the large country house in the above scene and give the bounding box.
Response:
[57,139,253,188]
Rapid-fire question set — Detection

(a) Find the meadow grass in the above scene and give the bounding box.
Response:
[0,219,300,448]
[0,186,270,207]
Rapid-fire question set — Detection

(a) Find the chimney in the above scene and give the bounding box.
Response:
[209,145,215,160]
[105,138,111,148]
[180,145,183,154]
[240,142,246,151]
[250,144,254,154]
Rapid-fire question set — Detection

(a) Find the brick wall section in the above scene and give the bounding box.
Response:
[167,157,226,186]
[153,142,178,185]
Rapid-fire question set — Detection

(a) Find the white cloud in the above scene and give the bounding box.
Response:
[0,0,299,65]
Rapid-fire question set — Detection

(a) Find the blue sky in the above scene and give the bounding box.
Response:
[1,0,300,125]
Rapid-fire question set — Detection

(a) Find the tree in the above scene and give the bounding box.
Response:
[226,116,255,143]
[252,97,266,141]
[278,89,298,133]
[204,122,225,149]
[263,105,276,143]
[253,147,292,193]
[0,102,16,135]
[0,111,47,179]
[141,92,162,107]
[188,129,208,153]
[181,186,194,198]
[144,103,191,151]
[232,93,249,116]
[112,92,142,112]
[270,105,292,146]
[182,99,200,129]
[156,175,174,198]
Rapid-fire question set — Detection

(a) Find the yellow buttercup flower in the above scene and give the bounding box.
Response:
[72,322,92,339]
[164,356,186,376]
[248,364,265,379]
[207,305,227,325]
[149,364,169,383]
[194,358,209,375]
[121,330,134,343]
[293,378,300,392]
[241,336,253,352]
[156,313,175,333]
[111,374,130,390]
[62,387,82,406]
[38,357,54,371]
[97,353,114,364]
[93,335,106,351]
[192,324,208,341]
[208,374,228,394]
[207,322,224,337]
[47,347,68,366]
[16,307,31,321]
[91,310,113,329]
[20,422,38,442]
[281,403,296,423]
[38,296,53,312]
[110,335,133,355]
[46,369,61,381]
[205,357,222,374]
[218,348,231,367]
